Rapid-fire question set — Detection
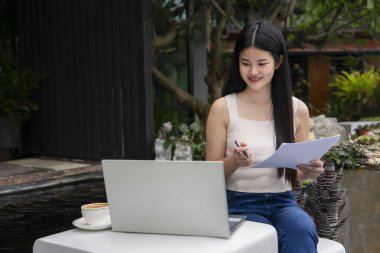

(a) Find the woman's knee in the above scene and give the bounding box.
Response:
[274,208,318,252]
[274,207,318,239]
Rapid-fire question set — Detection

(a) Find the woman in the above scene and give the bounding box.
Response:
[206,20,324,253]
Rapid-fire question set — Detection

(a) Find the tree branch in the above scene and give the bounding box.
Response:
[210,0,242,29]
[302,5,339,38]
[152,66,210,121]
[204,4,212,51]
[153,23,178,48]
[322,4,344,45]
[304,13,368,45]
[205,2,231,102]
[291,4,368,47]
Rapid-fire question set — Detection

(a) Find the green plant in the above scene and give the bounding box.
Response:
[156,121,173,149]
[322,142,367,170]
[355,135,380,145]
[186,122,205,160]
[0,56,43,130]
[329,68,380,120]
[360,116,380,121]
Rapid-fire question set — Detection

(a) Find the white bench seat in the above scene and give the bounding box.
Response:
[317,238,346,253]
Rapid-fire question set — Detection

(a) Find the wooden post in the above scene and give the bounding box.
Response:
[307,55,331,115]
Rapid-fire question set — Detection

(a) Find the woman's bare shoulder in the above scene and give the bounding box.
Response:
[210,97,227,112]
[208,97,229,125]
[295,98,309,119]
[293,98,310,141]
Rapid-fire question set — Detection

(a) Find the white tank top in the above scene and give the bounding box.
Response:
[225,93,299,193]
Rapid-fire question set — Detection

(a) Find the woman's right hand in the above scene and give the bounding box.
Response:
[232,143,254,166]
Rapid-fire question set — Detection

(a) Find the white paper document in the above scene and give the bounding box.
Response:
[251,135,340,169]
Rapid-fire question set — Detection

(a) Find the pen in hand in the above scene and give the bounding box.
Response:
[234,140,251,159]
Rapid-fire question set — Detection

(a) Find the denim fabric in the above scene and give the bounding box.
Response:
[227,190,318,253]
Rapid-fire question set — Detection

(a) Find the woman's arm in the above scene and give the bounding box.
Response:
[294,100,324,181]
[206,98,252,178]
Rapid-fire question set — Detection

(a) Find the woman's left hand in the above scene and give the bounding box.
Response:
[297,160,325,180]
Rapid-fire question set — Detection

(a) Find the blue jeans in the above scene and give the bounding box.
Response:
[227,190,318,253]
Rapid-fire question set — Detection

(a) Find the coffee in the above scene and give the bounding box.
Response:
[82,203,108,209]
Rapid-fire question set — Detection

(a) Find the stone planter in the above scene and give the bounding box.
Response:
[173,143,193,161]
[339,168,380,252]
[154,138,172,160]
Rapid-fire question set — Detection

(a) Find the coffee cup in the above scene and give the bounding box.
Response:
[81,203,110,225]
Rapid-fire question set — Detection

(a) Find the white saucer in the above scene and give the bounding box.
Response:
[72,217,111,231]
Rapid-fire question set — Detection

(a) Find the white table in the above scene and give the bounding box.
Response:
[33,221,278,253]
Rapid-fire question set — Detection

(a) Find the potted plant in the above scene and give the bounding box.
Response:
[0,56,43,160]
[154,121,173,160]
[154,120,206,161]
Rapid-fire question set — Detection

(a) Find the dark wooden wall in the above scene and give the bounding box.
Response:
[17,0,153,160]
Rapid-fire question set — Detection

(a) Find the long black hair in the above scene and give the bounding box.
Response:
[223,20,297,189]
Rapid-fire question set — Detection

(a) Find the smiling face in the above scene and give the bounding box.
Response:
[239,46,276,92]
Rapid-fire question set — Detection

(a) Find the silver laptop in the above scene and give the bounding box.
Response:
[101,160,245,238]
